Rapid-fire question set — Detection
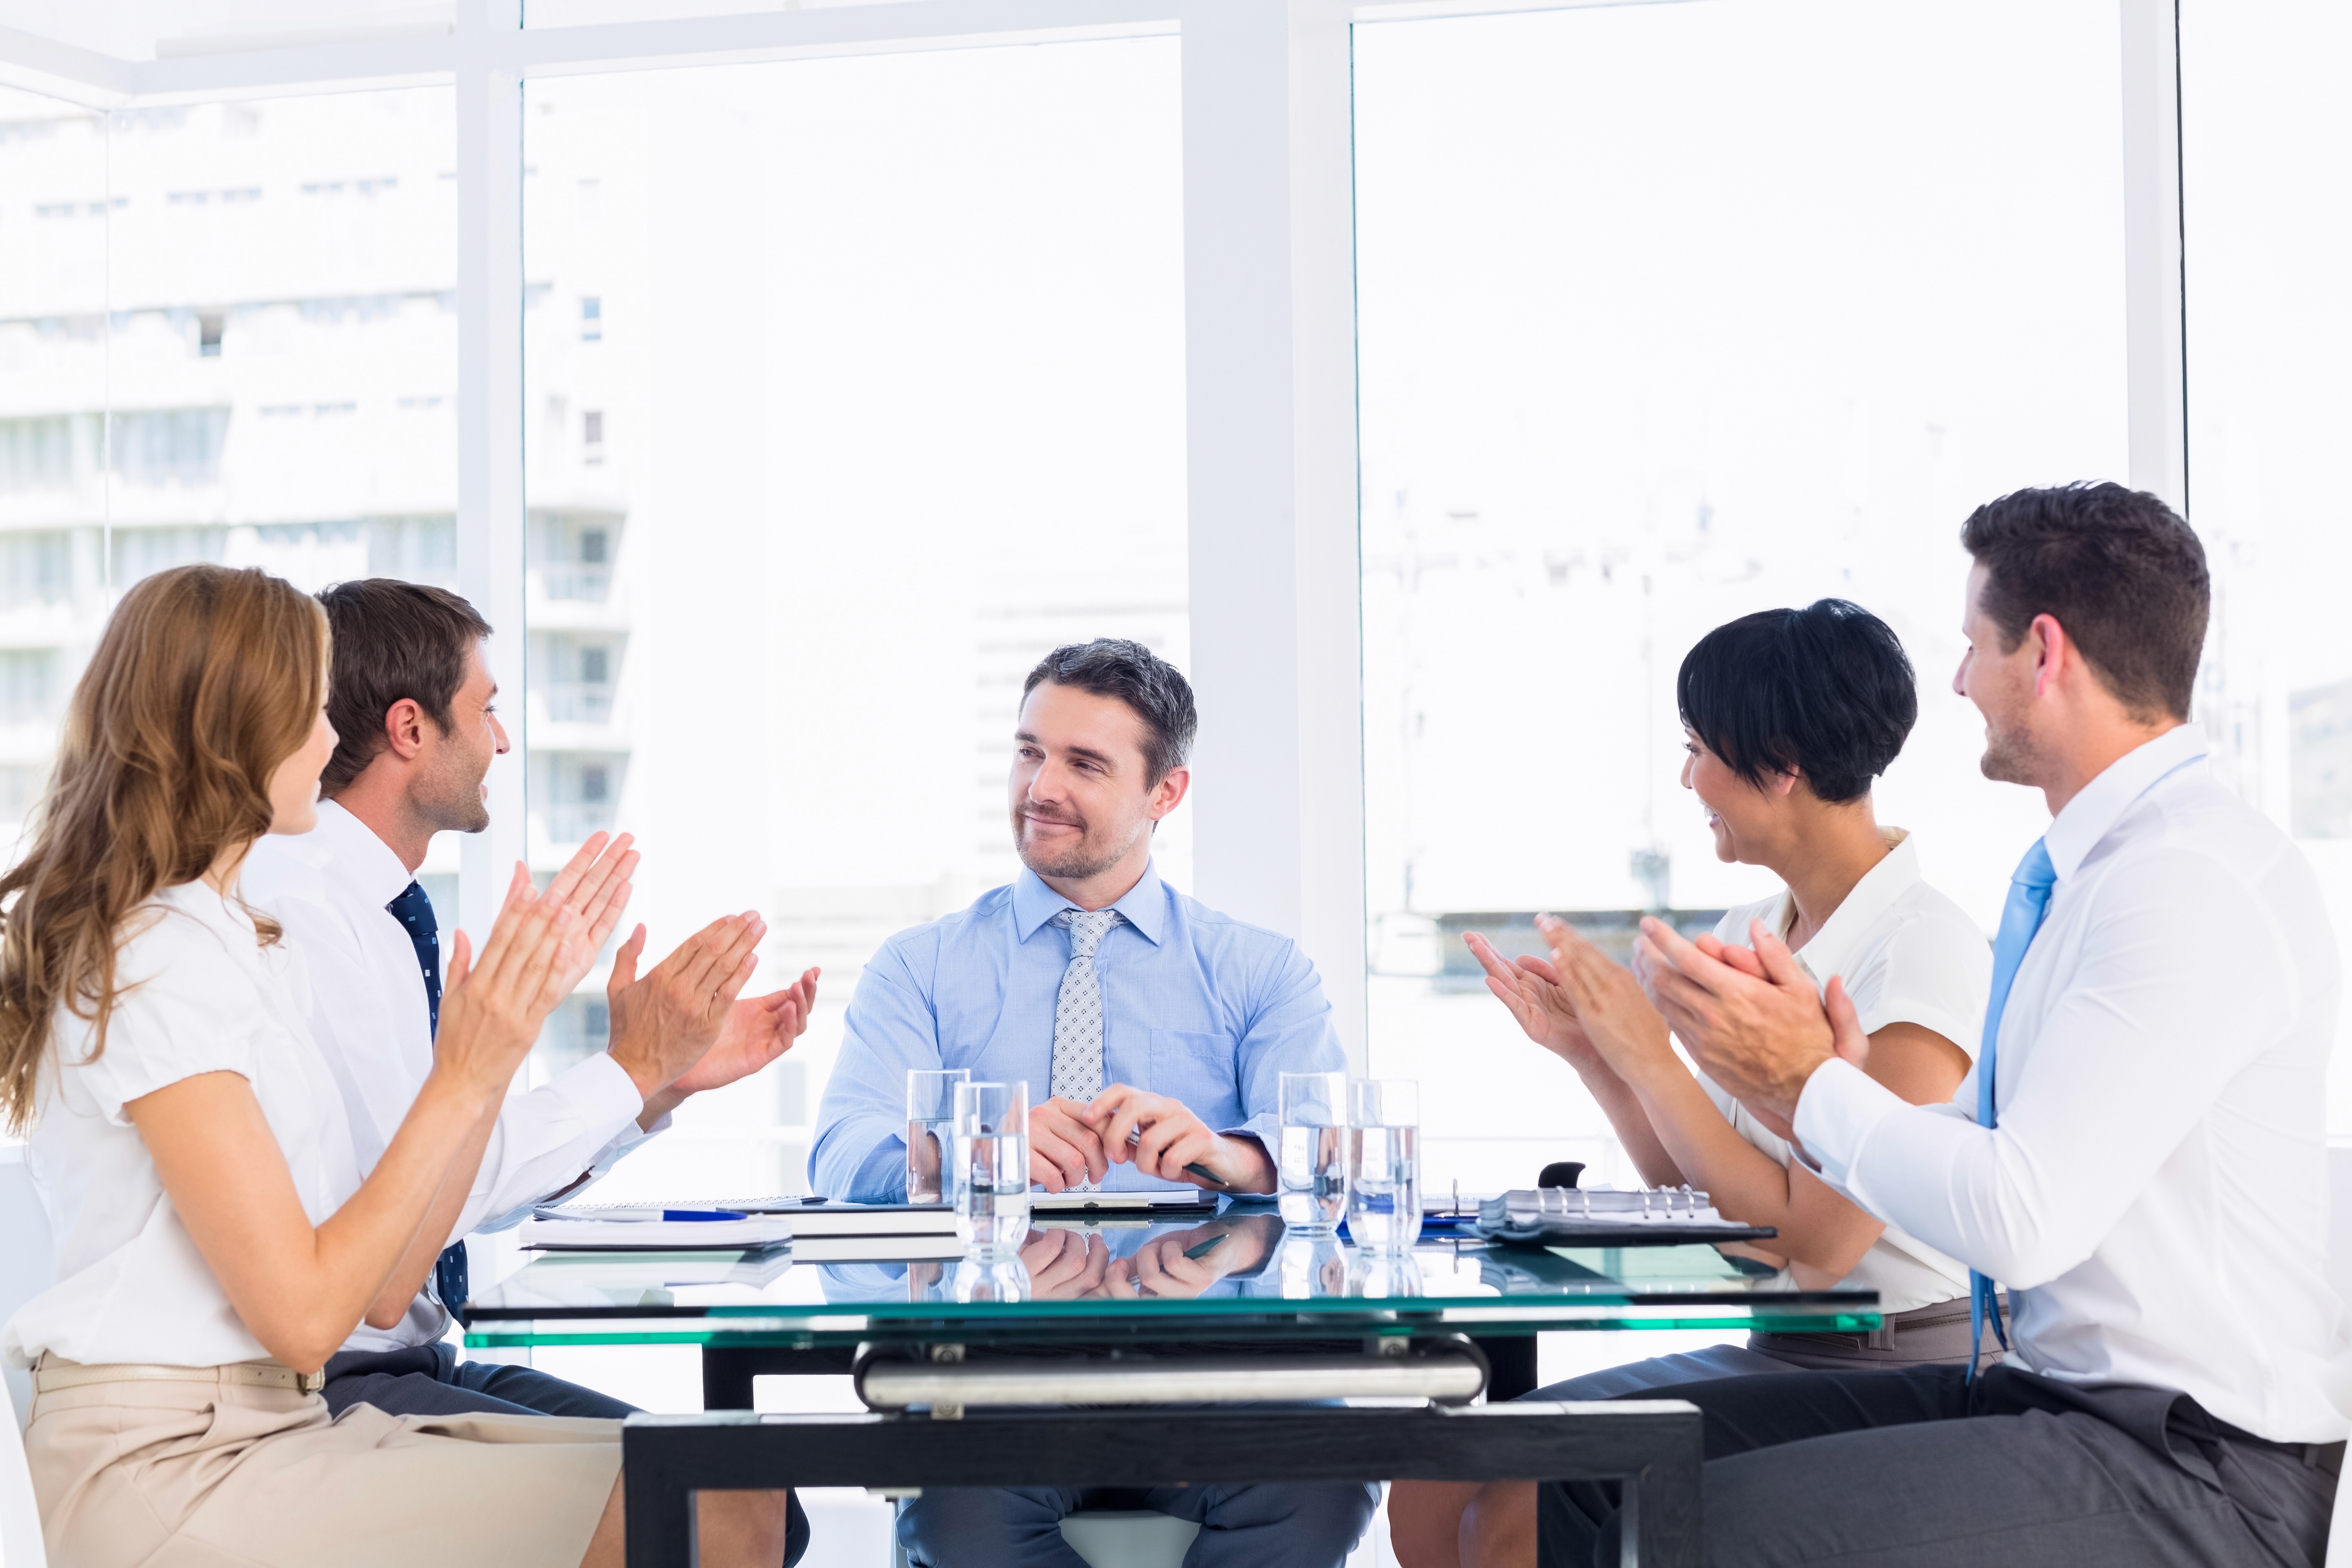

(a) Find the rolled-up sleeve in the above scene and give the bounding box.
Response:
[811,949,940,1203]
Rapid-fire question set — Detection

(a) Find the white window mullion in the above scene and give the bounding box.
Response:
[1180,0,1368,1068]
[2121,0,2187,513]
[456,0,530,947]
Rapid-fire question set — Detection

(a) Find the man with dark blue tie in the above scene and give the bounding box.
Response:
[1503,485,2343,1566]
[244,578,820,1564]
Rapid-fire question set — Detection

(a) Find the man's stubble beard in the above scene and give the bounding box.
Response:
[1012,808,1135,884]
[1976,688,2047,789]
[418,737,493,835]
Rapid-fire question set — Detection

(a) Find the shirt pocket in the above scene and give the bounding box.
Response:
[1147,1029,1241,1108]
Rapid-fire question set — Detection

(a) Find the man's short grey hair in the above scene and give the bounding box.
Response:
[1021,639,1198,786]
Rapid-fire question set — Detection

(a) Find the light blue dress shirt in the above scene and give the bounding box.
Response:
[810,862,1344,1202]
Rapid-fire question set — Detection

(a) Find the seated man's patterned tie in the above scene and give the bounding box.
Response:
[1050,909,1121,1193]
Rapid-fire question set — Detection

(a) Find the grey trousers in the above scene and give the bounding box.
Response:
[1542,1362,2339,1568]
[1530,1297,1996,1401]
[899,1480,1382,1568]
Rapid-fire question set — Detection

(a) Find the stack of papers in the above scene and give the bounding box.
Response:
[518,1208,796,1252]
[518,1198,969,1261]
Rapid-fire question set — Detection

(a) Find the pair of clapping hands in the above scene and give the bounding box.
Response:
[1467,913,1866,1140]
[1028,1085,1271,1194]
[433,832,819,1124]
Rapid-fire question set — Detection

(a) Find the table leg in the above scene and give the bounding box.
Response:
[701,1346,761,1412]
[623,1425,699,1568]
[1485,1334,1539,1401]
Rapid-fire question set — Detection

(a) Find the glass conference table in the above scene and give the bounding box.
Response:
[462,1206,1878,1566]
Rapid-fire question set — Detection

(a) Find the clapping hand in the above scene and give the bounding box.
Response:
[665,966,820,1096]
[1633,916,1852,1132]
[540,831,639,997]
[1529,915,1679,1082]
[604,912,767,1113]
[434,862,581,1101]
[1463,930,1604,1072]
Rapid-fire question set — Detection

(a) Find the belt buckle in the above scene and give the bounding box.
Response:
[298,1368,325,1394]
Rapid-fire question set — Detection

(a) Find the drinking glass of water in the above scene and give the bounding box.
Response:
[906,1068,971,1204]
[1348,1079,1421,1252]
[1277,1069,1349,1234]
[953,1080,1030,1259]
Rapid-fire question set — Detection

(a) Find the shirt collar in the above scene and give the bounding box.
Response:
[2043,724,2210,882]
[305,798,422,907]
[1010,861,1167,947]
[1791,829,1922,984]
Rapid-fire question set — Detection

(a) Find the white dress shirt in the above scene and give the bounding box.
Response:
[6,883,363,1369]
[1698,830,1991,1313]
[243,801,655,1352]
[1796,725,2348,1441]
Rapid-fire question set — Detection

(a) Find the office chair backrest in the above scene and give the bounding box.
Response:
[0,1149,51,1430]
[2330,1145,2352,1307]
[0,1146,50,1565]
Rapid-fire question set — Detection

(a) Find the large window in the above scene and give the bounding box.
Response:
[1355,0,2133,1190]
[2179,0,2352,1131]
[0,87,462,921]
[519,38,1189,1196]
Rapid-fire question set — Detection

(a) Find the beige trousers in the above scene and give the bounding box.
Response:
[27,1364,622,1568]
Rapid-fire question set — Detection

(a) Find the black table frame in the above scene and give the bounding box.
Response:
[623,1401,1702,1567]
[695,1334,1544,1408]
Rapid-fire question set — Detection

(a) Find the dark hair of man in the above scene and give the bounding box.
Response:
[1676,599,1918,806]
[1021,638,1198,788]
[1958,482,2208,722]
[315,579,493,795]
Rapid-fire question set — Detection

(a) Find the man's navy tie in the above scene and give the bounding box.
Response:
[1969,837,2057,1378]
[389,881,466,1316]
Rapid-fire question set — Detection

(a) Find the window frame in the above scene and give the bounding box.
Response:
[0,0,2192,1071]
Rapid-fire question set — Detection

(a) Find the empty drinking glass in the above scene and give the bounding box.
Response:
[906,1067,971,1204]
[1348,1079,1421,1251]
[953,1080,1030,1258]
[1277,1069,1349,1233]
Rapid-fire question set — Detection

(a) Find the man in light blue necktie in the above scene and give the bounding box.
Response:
[1525,483,2341,1568]
[815,639,1374,1568]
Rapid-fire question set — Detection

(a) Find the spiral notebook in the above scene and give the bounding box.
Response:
[1474,1185,1777,1248]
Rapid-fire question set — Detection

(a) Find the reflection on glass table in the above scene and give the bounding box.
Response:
[462,1206,1878,1349]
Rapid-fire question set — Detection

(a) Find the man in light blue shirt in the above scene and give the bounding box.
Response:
[813,637,1374,1568]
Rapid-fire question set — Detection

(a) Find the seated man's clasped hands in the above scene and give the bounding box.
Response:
[1030,1080,1278,1194]
[811,637,1376,1568]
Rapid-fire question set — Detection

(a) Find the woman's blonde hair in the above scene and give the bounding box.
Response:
[0,564,329,1131]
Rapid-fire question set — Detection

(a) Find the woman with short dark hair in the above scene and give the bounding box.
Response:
[1390,599,1992,1568]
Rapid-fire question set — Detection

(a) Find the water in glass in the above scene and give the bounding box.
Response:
[954,1081,1030,1258]
[1349,1077,1421,1251]
[1278,1124,1348,1232]
[906,1068,970,1205]
[1277,1069,1349,1233]
[1349,1123,1421,1250]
